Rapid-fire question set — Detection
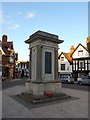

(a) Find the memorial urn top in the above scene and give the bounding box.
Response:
[25,30,64,44]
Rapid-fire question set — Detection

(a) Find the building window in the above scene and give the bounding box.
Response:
[79,61,84,69]
[61,57,64,61]
[45,51,52,74]
[10,56,14,63]
[61,64,65,70]
[67,66,69,70]
[88,60,90,70]
[78,50,83,56]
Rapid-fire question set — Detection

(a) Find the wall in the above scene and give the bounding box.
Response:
[29,39,58,81]
[58,54,72,73]
[72,45,89,59]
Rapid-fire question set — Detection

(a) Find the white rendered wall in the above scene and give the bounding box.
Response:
[58,54,72,73]
[72,45,89,59]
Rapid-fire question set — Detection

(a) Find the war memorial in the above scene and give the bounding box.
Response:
[25,30,64,96]
[17,30,72,104]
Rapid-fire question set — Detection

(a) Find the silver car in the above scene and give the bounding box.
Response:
[61,76,74,83]
[78,75,90,85]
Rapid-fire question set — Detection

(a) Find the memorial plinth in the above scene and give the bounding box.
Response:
[25,30,64,95]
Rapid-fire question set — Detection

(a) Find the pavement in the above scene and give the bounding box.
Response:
[1,79,89,119]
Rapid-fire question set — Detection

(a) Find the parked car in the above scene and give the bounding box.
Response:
[78,75,90,85]
[68,76,74,83]
[61,76,68,83]
[2,76,5,81]
[61,76,74,83]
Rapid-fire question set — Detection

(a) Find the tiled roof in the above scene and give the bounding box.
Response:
[2,42,13,47]
[0,46,5,55]
[58,45,75,62]
[2,42,14,56]
[61,52,73,62]
[58,52,61,57]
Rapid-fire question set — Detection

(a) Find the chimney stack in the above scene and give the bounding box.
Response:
[2,35,8,42]
[86,36,90,51]
[70,45,75,53]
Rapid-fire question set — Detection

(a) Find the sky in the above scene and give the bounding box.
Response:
[0,2,88,61]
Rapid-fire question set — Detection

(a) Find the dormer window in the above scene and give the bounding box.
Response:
[8,48,11,51]
[78,50,83,56]
[61,57,64,61]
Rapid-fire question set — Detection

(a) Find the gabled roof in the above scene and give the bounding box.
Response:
[0,46,5,55]
[2,41,14,56]
[58,52,73,63]
[71,43,90,57]
[10,50,14,56]
[58,52,61,58]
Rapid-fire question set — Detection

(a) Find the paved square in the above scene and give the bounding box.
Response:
[2,82,89,118]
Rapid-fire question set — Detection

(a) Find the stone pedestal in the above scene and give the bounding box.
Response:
[25,30,63,96]
[25,80,62,95]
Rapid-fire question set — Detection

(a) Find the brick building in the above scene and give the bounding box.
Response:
[1,35,18,80]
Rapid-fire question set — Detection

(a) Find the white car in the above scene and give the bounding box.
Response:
[61,76,74,83]
[68,77,74,83]
[78,75,90,85]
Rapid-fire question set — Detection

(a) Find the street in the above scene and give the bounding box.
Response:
[62,83,89,91]
[2,78,89,91]
[2,78,26,90]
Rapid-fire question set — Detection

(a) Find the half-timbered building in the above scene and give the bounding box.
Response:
[71,37,90,81]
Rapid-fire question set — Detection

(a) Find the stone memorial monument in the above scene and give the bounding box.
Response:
[25,30,64,96]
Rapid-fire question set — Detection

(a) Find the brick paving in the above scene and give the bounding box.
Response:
[2,80,89,118]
